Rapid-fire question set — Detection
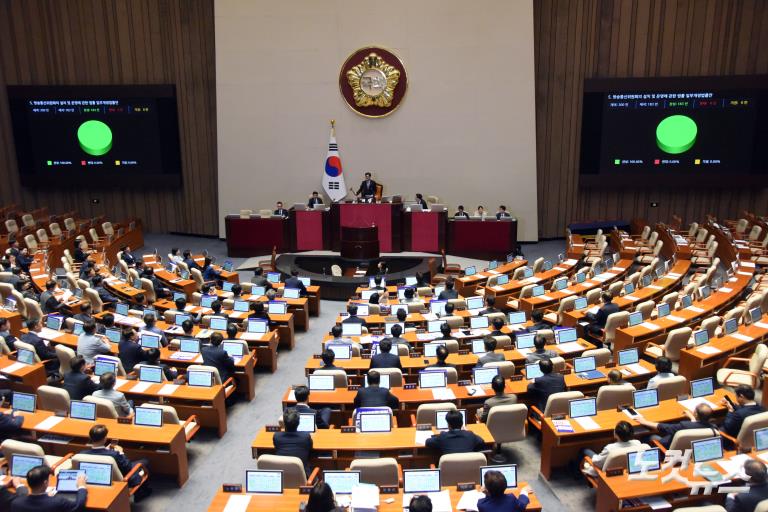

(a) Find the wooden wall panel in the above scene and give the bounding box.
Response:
[0,0,217,235]
[534,0,768,238]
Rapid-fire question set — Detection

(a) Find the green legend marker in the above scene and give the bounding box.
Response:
[77,120,113,156]
[656,115,697,154]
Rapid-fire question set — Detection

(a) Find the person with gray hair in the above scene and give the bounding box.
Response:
[725,459,768,512]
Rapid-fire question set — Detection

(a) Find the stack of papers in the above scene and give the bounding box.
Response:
[688,306,705,313]
[0,362,27,374]
[39,328,64,340]
[421,313,438,322]
[158,384,179,395]
[222,495,251,512]
[416,333,441,341]
[624,363,649,375]
[35,416,64,430]
[564,259,578,265]
[557,342,583,353]
[732,333,753,342]
[130,382,153,393]
[756,322,768,329]
[666,315,685,322]
[414,430,433,446]
[574,416,600,431]
[456,490,486,512]
[640,322,660,331]
[678,397,715,412]
[432,388,456,400]
[623,295,639,301]
[718,287,733,293]
[170,352,198,361]
[553,419,573,433]
[537,294,553,301]
[351,483,379,512]
[696,346,721,355]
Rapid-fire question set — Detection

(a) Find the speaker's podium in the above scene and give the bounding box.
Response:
[330,200,403,254]
[340,226,379,260]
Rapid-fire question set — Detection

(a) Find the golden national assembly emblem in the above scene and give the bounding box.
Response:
[339,46,408,118]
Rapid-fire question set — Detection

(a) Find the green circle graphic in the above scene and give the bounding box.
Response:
[77,120,113,156]
[656,115,697,154]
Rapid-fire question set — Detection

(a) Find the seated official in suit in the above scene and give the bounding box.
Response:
[383,323,408,350]
[353,371,400,410]
[76,320,111,364]
[636,403,717,449]
[10,465,87,512]
[121,246,136,267]
[82,424,151,500]
[92,274,119,307]
[525,335,557,364]
[396,308,418,330]
[402,287,420,304]
[454,205,470,219]
[142,267,171,298]
[527,310,550,332]
[251,267,274,291]
[73,303,96,325]
[369,275,386,292]
[526,359,565,412]
[585,292,620,348]
[63,356,100,401]
[474,205,487,219]
[438,277,459,300]
[495,205,512,220]
[274,410,313,475]
[721,385,765,439]
[273,201,289,218]
[356,172,378,202]
[145,349,178,381]
[316,349,343,372]
[93,372,133,417]
[307,191,324,208]
[20,318,60,375]
[285,269,308,297]
[202,332,236,384]
[0,408,23,442]
[477,336,505,367]
[201,257,222,282]
[478,375,518,423]
[182,250,201,271]
[646,357,676,389]
[0,317,16,351]
[605,369,629,386]
[726,459,768,512]
[325,325,362,352]
[435,322,456,343]
[414,193,428,209]
[1,476,28,509]
[425,409,485,455]
[342,304,366,325]
[286,385,330,429]
[141,314,168,346]
[118,327,148,373]
[39,280,65,315]
[480,296,499,315]
[478,469,530,512]
[370,339,402,370]
[489,317,505,337]
[581,421,642,477]
[426,346,454,369]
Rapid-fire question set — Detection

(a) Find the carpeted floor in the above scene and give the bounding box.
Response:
[129,234,593,511]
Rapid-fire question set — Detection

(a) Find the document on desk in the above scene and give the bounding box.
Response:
[0,362,26,374]
[718,287,733,294]
[239,332,265,341]
[646,285,663,290]
[716,453,752,478]
[573,416,600,431]
[552,419,574,433]
[414,430,433,446]
[587,306,600,315]
[557,342,583,353]
[416,333,441,341]
[737,271,753,276]
[666,315,685,322]
[130,382,153,393]
[756,322,768,330]
[470,329,491,336]
[687,306,706,313]
[696,346,722,355]
[222,494,252,512]
[39,327,64,340]
[667,272,682,278]
[537,294,553,301]
[421,313,438,322]
[432,388,456,400]
[492,285,505,291]
[678,397,716,412]
[640,495,671,510]
[35,416,65,430]
[456,489,486,512]
[351,483,379,512]
[403,491,452,512]
[170,352,198,361]
[732,333,753,342]
[465,385,486,397]
[625,363,649,375]
[623,295,639,302]
[640,322,660,331]
[158,384,179,395]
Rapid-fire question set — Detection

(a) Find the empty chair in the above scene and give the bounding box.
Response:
[717,344,768,389]
[596,384,634,410]
[350,458,400,487]
[414,402,457,426]
[532,257,544,273]
[24,234,38,252]
[49,222,62,237]
[691,241,717,266]
[55,345,76,374]
[84,395,120,419]
[84,288,104,313]
[140,403,201,442]
[1,439,72,474]
[550,356,566,373]
[635,300,654,320]
[654,375,688,401]
[607,281,623,297]
[258,209,273,217]
[5,219,18,234]
[644,327,692,362]
[597,311,630,347]
[36,228,49,244]
[37,385,71,412]
[541,391,585,418]
[23,298,43,321]
[483,361,515,379]
[72,453,149,496]
[486,403,528,451]
[256,454,315,488]
[438,452,487,486]
[64,217,77,231]
[239,209,253,218]
[21,214,35,228]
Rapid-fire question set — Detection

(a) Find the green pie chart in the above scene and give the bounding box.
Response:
[656,115,697,154]
[77,120,113,156]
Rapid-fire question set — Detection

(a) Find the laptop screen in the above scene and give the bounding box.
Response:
[353,305,369,317]
[471,339,486,354]
[480,465,517,488]
[488,260,498,270]
[246,470,283,494]
[627,449,661,474]
[16,348,35,365]
[430,301,447,316]
[56,470,82,492]
[139,333,161,349]
[283,288,300,299]
[428,320,444,333]
[525,363,543,380]
[46,315,63,331]
[187,370,213,387]
[94,359,117,377]
[464,266,476,276]
[473,367,499,385]
[575,272,586,284]
[403,469,441,494]
[308,374,335,391]
[105,327,121,343]
[209,316,228,331]
[624,283,635,294]
[248,319,268,333]
[435,409,466,430]
[691,378,714,398]
[11,454,44,477]
[364,374,390,389]
[465,296,483,310]
[618,348,639,366]
[173,291,186,302]
[423,343,445,358]
[79,461,113,486]
[724,317,738,335]
[418,370,447,389]
[139,366,163,383]
[496,274,510,286]
[522,268,534,278]
[628,312,643,327]
[135,406,163,427]
[175,314,192,326]
[681,294,693,308]
[222,281,235,292]
[115,303,129,316]
[573,297,588,310]
[297,412,316,433]
[405,276,417,286]
[342,322,362,336]
[326,343,352,360]
[69,400,96,421]
[531,285,545,297]
[633,389,659,409]
[359,412,391,433]
[555,328,577,344]
[72,322,84,335]
[569,398,597,418]
[693,329,709,346]
[755,427,768,452]
[508,311,526,325]
[750,307,762,323]
[267,272,280,283]
[12,392,35,412]
[516,332,536,349]
[222,341,245,358]
[692,437,723,463]
[573,356,596,373]
[233,300,249,312]
[657,303,670,318]
[200,295,216,308]
[553,278,567,291]
[323,471,361,494]
[470,316,489,329]
[390,304,408,316]
[180,338,201,353]
[252,286,267,297]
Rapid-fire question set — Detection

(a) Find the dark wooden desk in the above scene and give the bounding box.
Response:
[448,219,517,259]
[225,215,289,257]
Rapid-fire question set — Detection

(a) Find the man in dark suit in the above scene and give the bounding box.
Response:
[489,317,505,337]
[81,424,151,499]
[91,275,118,307]
[201,257,222,283]
[182,250,201,272]
[726,459,768,512]
[273,410,313,475]
[141,267,171,299]
[0,317,17,351]
[0,407,23,441]
[39,280,65,315]
[251,267,274,291]
[635,403,717,448]
[73,238,88,263]
[476,336,505,367]
[477,470,530,512]
[20,318,59,375]
[307,191,324,208]
[273,201,289,218]
[10,465,87,512]
[480,296,499,315]
[526,359,566,412]
[1,476,28,509]
[356,172,378,202]
[495,205,512,220]
[415,193,428,209]
[286,385,330,429]
[63,356,100,401]
[425,409,485,455]
[118,327,147,373]
[427,346,454,369]
[438,277,459,300]
[586,292,620,347]
[527,309,550,332]
[721,385,765,439]
[478,375,518,423]
[454,205,470,219]
[370,339,402,370]
[342,304,366,325]
[285,269,308,297]
[202,332,236,384]
[120,246,136,267]
[316,349,342,371]
[353,371,400,410]
[370,275,386,292]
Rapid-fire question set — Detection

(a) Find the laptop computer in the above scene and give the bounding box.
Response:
[402,469,441,504]
[690,378,714,398]
[574,356,604,380]
[134,406,164,427]
[69,400,96,421]
[627,448,661,474]
[245,470,283,494]
[568,397,597,418]
[480,464,517,488]
[323,470,361,495]
[79,461,113,486]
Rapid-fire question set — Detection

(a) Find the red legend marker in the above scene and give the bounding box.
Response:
[654,159,660,165]
[81,160,86,166]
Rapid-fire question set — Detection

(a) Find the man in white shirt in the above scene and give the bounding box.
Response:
[76,321,112,364]
[93,372,133,417]
[582,421,642,476]
[646,357,676,389]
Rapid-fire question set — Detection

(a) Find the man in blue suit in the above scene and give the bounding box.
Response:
[80,424,151,500]
[526,359,565,413]
[63,356,100,401]
[726,459,768,512]
[477,470,530,512]
[721,385,765,438]
[425,409,485,455]
[285,269,308,297]
[202,332,236,384]
[10,465,87,512]
[353,371,399,410]
[273,410,313,475]
[285,385,331,429]
[20,318,59,375]
[117,327,147,373]
[370,339,402,370]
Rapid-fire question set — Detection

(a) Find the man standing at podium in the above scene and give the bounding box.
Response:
[356,172,378,203]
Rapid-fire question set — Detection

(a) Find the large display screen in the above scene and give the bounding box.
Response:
[7,85,182,187]
[579,76,768,186]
